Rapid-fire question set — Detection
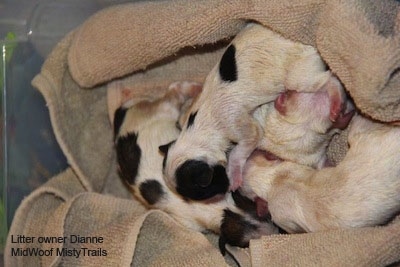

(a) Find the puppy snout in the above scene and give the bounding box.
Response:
[175,160,229,200]
[178,160,213,188]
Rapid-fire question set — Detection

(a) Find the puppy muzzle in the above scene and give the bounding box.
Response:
[175,160,229,200]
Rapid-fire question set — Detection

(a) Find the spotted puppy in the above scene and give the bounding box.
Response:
[241,115,400,234]
[162,23,338,201]
[114,81,278,239]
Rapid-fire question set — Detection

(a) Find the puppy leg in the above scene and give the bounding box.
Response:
[227,119,263,191]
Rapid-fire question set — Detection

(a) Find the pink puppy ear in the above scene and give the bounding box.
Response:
[321,76,345,122]
[323,77,355,129]
[168,81,203,101]
[274,90,297,115]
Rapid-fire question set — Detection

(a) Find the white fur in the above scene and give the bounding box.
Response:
[116,81,277,235]
[241,115,400,233]
[164,23,334,192]
[256,75,353,168]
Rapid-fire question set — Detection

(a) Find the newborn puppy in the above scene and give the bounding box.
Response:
[220,82,354,245]
[241,115,400,233]
[162,23,336,200]
[114,81,278,238]
[255,75,354,169]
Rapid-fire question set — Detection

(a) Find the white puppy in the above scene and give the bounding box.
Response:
[162,23,340,201]
[114,81,278,245]
[255,76,354,169]
[241,115,400,233]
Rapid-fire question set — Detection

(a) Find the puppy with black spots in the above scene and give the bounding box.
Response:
[162,23,343,201]
[114,81,278,239]
[114,79,353,251]
[240,115,400,234]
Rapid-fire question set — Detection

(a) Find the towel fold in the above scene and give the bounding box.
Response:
[6,0,400,266]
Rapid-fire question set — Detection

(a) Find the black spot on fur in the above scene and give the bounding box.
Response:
[116,133,141,185]
[219,209,258,255]
[232,191,272,221]
[175,161,229,200]
[139,180,165,205]
[219,45,237,82]
[231,191,259,219]
[113,107,127,140]
[159,140,175,155]
[159,140,175,170]
[186,111,198,129]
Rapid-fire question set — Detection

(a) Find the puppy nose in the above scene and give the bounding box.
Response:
[176,160,213,187]
[195,170,213,187]
[175,160,229,200]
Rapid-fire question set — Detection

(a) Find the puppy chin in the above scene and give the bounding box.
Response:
[175,160,229,201]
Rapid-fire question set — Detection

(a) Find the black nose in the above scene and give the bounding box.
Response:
[176,160,213,188]
[175,160,229,200]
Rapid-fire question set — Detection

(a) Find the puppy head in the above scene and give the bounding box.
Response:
[257,75,355,168]
[161,132,230,201]
[115,81,202,187]
[274,75,354,133]
[161,42,244,200]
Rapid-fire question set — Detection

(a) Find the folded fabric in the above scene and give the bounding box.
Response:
[69,0,400,123]
[5,0,400,266]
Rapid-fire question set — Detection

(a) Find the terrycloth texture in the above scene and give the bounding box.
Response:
[69,0,400,123]
[249,218,400,267]
[5,169,230,267]
[5,0,400,266]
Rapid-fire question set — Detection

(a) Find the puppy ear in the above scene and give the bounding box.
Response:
[168,81,203,102]
[159,140,175,155]
[323,77,355,129]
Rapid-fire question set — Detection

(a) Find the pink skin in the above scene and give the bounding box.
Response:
[228,124,264,191]
[252,150,281,219]
[275,89,354,131]
[252,88,355,218]
[255,197,270,219]
[228,77,354,193]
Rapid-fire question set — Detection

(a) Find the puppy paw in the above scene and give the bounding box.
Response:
[227,143,257,192]
[227,163,243,191]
